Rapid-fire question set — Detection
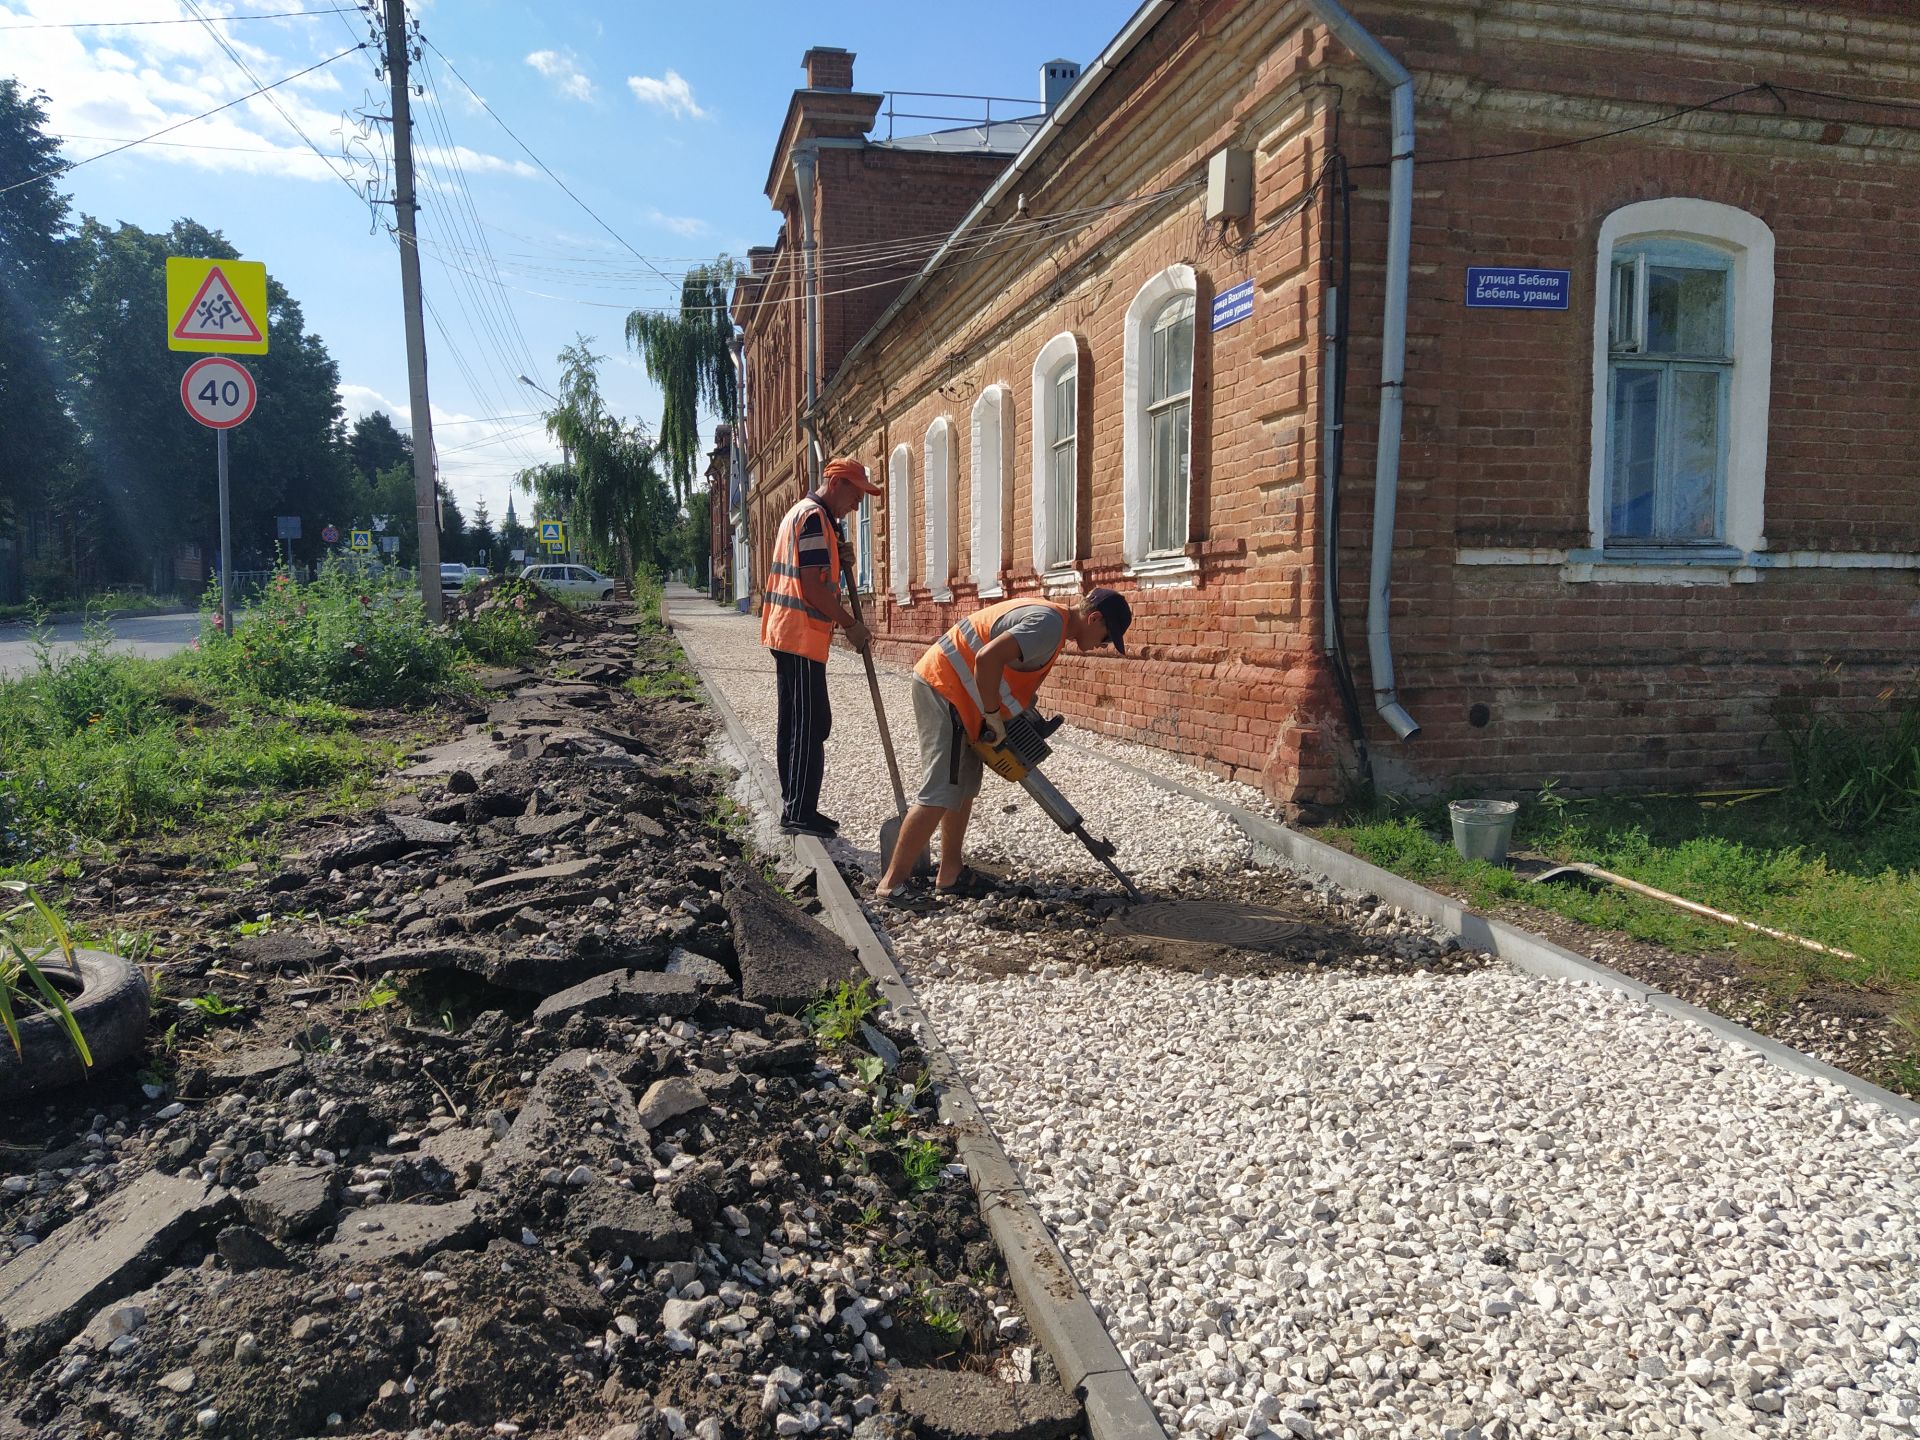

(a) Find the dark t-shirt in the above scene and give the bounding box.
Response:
[795,494,844,572]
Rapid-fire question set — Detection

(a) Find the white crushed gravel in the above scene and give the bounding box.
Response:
[669,591,1920,1440]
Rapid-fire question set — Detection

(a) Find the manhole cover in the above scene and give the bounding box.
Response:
[1111,900,1308,955]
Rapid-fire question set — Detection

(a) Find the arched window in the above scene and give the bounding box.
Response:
[1588,199,1773,556]
[888,443,912,603]
[924,418,952,602]
[1029,332,1079,574]
[1123,265,1197,568]
[970,386,1007,597]
[856,492,874,593]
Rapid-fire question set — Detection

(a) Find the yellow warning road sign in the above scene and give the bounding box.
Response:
[166,258,269,354]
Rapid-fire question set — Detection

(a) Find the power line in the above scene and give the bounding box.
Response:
[0,5,355,28]
[0,42,366,196]
[415,30,676,284]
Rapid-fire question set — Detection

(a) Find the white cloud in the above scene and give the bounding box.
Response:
[626,70,705,121]
[525,49,593,103]
[645,208,709,239]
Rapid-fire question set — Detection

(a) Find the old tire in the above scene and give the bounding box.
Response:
[0,948,150,1096]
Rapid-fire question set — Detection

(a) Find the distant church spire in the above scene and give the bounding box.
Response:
[505,492,519,527]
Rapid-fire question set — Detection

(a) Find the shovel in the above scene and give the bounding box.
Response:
[841,557,931,878]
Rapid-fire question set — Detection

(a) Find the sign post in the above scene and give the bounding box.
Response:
[179,355,260,636]
[169,256,268,639]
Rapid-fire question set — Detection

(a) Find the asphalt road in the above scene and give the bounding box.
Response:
[0,611,203,680]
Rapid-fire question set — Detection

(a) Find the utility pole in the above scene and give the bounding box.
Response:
[383,0,443,621]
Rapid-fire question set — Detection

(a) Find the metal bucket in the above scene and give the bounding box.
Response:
[1449,799,1520,865]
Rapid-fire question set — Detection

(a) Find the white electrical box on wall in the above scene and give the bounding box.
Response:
[1206,148,1252,221]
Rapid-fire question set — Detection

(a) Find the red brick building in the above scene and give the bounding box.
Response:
[734,2,1920,814]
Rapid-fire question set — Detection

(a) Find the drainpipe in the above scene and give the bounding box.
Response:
[791,145,824,489]
[1303,0,1420,741]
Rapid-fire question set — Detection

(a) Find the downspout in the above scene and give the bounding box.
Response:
[1303,0,1420,740]
[791,145,824,489]
[728,334,752,612]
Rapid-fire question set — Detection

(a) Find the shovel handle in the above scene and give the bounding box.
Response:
[841,556,911,815]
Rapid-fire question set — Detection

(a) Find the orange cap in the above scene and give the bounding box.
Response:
[822,458,882,495]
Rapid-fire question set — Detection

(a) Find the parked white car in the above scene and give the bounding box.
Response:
[521,562,615,601]
[438,563,468,595]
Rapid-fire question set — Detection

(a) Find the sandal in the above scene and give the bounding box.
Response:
[873,885,924,911]
[935,866,1001,899]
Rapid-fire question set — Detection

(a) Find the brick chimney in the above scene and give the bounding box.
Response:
[803,47,854,91]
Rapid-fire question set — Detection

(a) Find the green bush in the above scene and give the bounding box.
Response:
[453,580,542,665]
[191,562,459,708]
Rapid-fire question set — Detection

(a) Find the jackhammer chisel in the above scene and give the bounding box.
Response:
[971,711,1141,902]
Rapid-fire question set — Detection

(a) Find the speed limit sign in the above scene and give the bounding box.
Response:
[180,356,257,429]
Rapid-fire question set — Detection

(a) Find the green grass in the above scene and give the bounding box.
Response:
[0,570,467,867]
[1325,788,1920,1030]
[805,978,885,1048]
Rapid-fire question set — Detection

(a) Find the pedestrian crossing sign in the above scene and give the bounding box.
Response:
[546,540,564,554]
[166,258,269,355]
[538,519,564,544]
[349,529,372,552]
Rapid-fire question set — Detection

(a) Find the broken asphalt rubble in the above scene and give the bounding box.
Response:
[1,607,1080,1440]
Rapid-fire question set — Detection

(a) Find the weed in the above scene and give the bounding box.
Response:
[453,583,542,666]
[900,1138,945,1194]
[189,993,242,1022]
[852,1054,885,1086]
[1779,680,1920,833]
[855,1203,884,1229]
[806,979,884,1049]
[624,666,703,704]
[0,881,92,1067]
[232,917,274,937]
[349,979,401,1013]
[919,1300,963,1341]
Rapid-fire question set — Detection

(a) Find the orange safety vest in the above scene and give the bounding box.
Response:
[915,599,1069,740]
[761,494,841,662]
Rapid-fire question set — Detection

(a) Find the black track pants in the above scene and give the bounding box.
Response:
[773,648,832,825]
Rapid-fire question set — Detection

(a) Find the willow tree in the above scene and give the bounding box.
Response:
[517,339,673,581]
[624,255,742,501]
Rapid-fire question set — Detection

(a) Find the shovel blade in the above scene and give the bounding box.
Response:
[878,813,933,879]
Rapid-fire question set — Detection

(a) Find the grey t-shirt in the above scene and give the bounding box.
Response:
[988,604,1065,670]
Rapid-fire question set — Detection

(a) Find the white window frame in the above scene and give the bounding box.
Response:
[888,442,913,604]
[969,385,1007,598]
[1029,331,1080,577]
[1123,264,1198,573]
[856,493,874,593]
[1586,199,1774,560]
[923,417,953,602]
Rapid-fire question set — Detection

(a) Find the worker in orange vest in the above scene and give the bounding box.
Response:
[761,458,881,836]
[874,588,1132,901]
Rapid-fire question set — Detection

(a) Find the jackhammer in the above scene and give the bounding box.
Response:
[971,711,1142,901]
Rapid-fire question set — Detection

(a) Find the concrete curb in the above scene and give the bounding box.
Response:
[663,593,1169,1440]
[1067,742,1920,1124]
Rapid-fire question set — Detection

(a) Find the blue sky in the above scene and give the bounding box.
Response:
[4,0,1122,524]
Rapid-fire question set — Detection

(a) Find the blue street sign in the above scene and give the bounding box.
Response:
[1465,266,1570,310]
[1211,278,1255,331]
[538,519,563,544]
[275,515,301,540]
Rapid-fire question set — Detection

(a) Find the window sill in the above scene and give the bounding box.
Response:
[1040,568,1083,597]
[893,590,913,607]
[974,583,1005,600]
[1123,553,1200,589]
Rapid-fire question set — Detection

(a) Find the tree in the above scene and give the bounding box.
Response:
[0,79,82,560]
[518,338,674,580]
[468,499,495,566]
[624,255,741,501]
[347,411,411,485]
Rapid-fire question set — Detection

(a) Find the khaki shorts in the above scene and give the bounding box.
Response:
[911,676,983,810]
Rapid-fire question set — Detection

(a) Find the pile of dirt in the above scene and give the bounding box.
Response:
[447,576,601,638]
[1,613,1080,1440]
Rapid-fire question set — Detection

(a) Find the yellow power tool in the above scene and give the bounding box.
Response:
[971,711,1141,901]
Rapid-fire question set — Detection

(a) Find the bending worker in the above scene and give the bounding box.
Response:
[874,588,1132,901]
[761,458,881,836]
